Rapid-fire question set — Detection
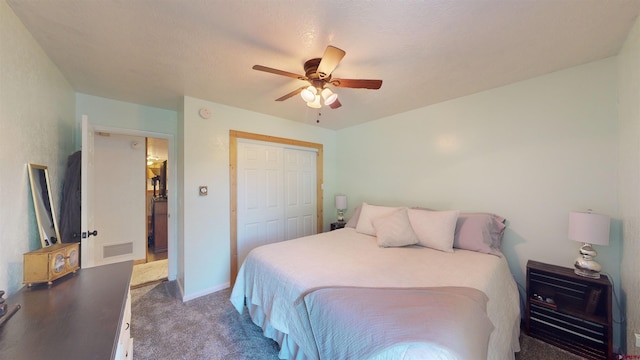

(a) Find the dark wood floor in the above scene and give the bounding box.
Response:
[146,246,167,263]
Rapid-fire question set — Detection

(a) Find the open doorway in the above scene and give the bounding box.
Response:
[146,137,168,262]
[82,118,175,287]
[130,137,169,288]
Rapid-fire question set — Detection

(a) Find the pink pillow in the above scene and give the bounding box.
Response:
[407,209,459,252]
[355,203,400,236]
[372,208,419,247]
[453,213,506,257]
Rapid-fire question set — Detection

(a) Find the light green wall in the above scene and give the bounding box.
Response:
[336,58,622,350]
[75,93,178,150]
[179,96,337,299]
[0,1,75,295]
[618,16,640,356]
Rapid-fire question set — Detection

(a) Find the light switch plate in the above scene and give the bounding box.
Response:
[635,332,640,347]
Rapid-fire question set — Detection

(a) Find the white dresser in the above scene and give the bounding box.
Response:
[115,288,134,359]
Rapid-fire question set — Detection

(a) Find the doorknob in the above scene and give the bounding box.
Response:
[82,230,98,238]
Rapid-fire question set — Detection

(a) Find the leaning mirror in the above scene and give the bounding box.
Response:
[27,164,61,247]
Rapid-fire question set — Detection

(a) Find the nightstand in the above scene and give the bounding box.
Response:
[525,260,612,360]
[330,221,346,231]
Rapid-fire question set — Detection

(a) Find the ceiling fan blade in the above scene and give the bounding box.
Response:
[253,65,307,80]
[329,99,342,109]
[317,46,346,79]
[275,87,306,101]
[331,78,383,89]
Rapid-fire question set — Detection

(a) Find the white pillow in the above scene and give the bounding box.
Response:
[355,203,400,236]
[372,208,419,247]
[407,209,460,252]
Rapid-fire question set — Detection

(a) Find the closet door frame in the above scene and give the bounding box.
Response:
[229,130,323,285]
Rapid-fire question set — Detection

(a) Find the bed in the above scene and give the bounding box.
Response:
[230,205,521,360]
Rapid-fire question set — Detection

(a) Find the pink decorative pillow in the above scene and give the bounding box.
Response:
[372,208,419,247]
[407,209,459,252]
[453,213,506,257]
[355,203,400,236]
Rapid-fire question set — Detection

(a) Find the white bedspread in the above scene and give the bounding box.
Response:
[230,227,521,360]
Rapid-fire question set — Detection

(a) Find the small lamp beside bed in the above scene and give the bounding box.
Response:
[568,210,610,279]
[335,195,347,222]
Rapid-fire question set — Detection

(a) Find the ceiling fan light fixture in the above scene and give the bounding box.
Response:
[252,45,383,109]
[321,88,338,106]
[307,94,322,109]
[300,86,317,102]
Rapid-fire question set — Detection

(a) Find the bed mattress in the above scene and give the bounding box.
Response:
[230,227,521,360]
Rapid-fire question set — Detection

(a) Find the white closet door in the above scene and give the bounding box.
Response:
[237,141,318,267]
[237,142,284,267]
[283,148,317,240]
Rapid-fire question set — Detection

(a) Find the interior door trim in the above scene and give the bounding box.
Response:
[229,130,324,286]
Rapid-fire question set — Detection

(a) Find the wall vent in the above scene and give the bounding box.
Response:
[103,243,133,258]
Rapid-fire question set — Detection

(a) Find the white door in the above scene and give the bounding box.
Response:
[80,115,97,268]
[93,133,145,265]
[237,141,317,267]
[81,116,144,268]
[237,142,284,266]
[283,148,317,240]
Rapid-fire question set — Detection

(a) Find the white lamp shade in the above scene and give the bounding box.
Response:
[568,211,610,246]
[306,94,321,108]
[335,195,347,210]
[301,86,317,102]
[321,88,338,105]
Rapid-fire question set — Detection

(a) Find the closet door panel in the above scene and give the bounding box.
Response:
[284,148,317,240]
[238,222,260,267]
[237,143,284,267]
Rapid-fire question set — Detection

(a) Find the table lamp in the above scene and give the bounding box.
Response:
[335,195,347,222]
[568,210,610,279]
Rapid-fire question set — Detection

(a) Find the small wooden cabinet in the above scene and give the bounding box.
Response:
[330,221,346,231]
[525,260,612,360]
[152,198,168,253]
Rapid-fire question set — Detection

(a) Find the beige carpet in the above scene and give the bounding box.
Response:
[131,259,168,288]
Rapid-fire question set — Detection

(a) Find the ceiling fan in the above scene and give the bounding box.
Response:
[252,45,383,109]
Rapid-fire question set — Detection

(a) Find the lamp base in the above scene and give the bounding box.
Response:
[574,267,601,279]
[574,243,602,279]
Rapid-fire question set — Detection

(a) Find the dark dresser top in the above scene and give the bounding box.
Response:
[0,260,133,360]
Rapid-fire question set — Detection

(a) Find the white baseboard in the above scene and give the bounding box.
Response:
[181,282,230,302]
[176,278,185,299]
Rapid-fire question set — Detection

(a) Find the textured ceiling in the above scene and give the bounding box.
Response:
[7,0,640,130]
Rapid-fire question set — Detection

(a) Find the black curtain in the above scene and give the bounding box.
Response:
[59,151,81,243]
